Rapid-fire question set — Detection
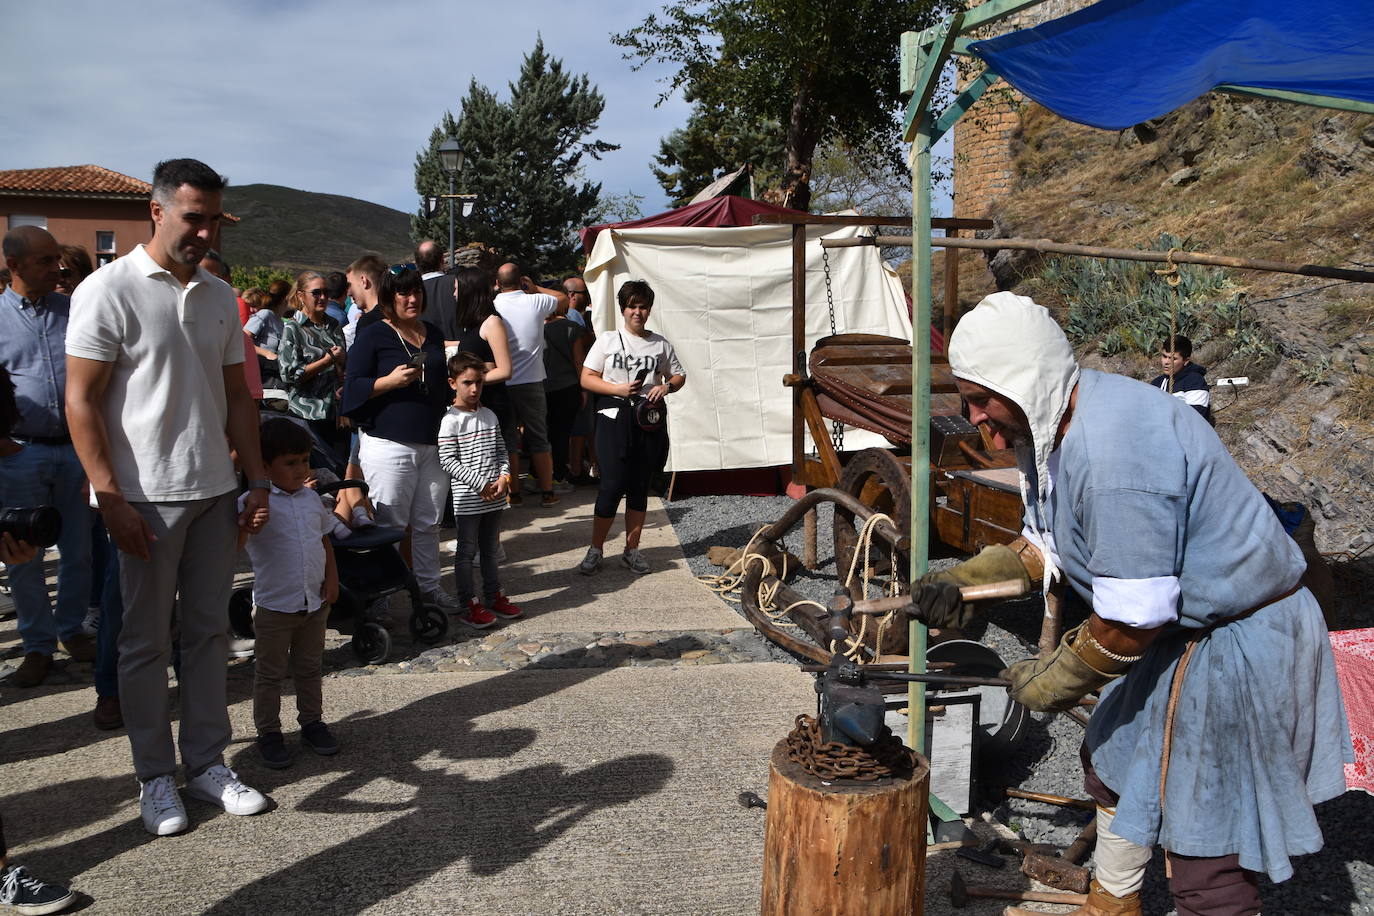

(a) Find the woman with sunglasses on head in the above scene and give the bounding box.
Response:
[576,280,685,576]
[342,267,454,608]
[278,270,348,460]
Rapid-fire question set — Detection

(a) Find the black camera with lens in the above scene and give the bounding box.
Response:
[0,507,62,549]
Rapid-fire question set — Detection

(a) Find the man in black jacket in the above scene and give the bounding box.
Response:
[1149,334,1211,423]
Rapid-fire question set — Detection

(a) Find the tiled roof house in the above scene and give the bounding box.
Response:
[0,164,152,265]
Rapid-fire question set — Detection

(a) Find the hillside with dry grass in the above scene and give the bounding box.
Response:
[948,94,1373,576]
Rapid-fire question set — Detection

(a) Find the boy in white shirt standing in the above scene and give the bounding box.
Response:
[239,418,347,769]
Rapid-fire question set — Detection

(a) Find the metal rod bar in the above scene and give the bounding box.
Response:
[751,213,992,230]
[870,672,1011,688]
[821,235,1374,285]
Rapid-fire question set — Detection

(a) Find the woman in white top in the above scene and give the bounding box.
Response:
[576,280,686,576]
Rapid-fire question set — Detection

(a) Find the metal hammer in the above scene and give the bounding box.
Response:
[948,870,1088,909]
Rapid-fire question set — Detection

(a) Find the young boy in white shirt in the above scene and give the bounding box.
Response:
[438,352,523,628]
[238,418,348,769]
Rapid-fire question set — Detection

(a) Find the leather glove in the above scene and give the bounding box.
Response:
[911,539,1039,629]
[923,539,1039,591]
[1003,622,1132,713]
[910,581,968,628]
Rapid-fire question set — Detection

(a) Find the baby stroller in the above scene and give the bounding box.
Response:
[229,410,449,665]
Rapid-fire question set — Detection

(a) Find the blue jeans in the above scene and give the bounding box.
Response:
[0,442,92,655]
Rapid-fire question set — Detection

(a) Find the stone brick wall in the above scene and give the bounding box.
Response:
[953,0,1091,218]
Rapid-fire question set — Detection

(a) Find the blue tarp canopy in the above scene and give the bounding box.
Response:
[968,0,1374,131]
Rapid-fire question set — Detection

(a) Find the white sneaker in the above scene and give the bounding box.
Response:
[227,637,256,659]
[139,774,188,836]
[185,764,267,816]
[422,589,459,610]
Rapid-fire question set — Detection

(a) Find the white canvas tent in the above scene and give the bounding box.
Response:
[583,223,913,473]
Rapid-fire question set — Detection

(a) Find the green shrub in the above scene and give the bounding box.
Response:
[231,265,296,292]
[1042,233,1263,358]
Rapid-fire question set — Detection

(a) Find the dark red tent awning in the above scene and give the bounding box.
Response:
[580,195,801,255]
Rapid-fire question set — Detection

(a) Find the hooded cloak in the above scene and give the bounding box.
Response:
[947,292,1078,582]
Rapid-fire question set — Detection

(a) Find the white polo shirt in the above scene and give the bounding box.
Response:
[237,484,350,613]
[494,290,557,385]
[66,245,243,502]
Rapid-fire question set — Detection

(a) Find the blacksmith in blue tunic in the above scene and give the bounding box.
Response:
[914,292,1350,916]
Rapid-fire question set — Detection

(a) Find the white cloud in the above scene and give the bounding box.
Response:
[2,0,691,217]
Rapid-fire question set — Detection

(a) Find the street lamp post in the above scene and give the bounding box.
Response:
[437,136,464,267]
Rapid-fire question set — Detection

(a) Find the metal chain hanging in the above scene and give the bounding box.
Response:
[820,246,845,454]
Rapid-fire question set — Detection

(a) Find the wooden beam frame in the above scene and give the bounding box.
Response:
[1217,84,1374,115]
[902,12,965,141]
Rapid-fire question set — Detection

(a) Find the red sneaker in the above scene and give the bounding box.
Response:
[488,592,524,620]
[457,600,497,629]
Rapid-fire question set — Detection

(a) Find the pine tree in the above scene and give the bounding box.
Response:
[412,40,617,277]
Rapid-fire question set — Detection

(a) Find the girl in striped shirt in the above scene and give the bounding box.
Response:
[438,352,523,628]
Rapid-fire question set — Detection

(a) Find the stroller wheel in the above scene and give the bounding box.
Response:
[410,605,449,643]
[351,621,391,665]
[229,587,255,638]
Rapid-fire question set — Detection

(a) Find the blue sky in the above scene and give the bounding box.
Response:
[2,0,946,221]
[1,0,690,216]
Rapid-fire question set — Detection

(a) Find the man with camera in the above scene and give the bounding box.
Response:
[0,225,95,688]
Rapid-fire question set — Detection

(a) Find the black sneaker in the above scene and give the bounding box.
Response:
[301,721,339,756]
[0,864,75,915]
[257,732,292,769]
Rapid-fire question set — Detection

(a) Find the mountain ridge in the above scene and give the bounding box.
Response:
[222,183,414,271]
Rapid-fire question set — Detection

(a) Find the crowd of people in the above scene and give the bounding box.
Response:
[0,157,686,912]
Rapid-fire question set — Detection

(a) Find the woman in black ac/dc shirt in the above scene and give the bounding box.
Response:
[574,280,686,577]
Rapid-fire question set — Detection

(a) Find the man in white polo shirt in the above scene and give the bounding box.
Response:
[494,262,567,507]
[65,158,271,836]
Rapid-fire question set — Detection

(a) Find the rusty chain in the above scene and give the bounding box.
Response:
[784,714,916,782]
[820,246,845,454]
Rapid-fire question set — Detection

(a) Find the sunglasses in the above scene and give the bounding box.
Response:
[389,262,417,276]
[306,289,327,299]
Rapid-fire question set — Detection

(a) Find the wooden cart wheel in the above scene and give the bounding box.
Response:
[834,448,913,656]
[834,447,912,584]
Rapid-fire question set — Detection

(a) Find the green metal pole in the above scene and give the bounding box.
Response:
[908,113,934,755]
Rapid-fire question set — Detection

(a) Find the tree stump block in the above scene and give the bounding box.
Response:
[760,739,930,915]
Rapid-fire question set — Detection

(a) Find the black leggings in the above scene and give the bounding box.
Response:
[593,402,668,518]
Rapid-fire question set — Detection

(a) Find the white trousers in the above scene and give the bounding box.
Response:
[359,432,449,593]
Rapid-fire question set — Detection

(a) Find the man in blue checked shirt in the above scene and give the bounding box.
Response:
[0,226,95,687]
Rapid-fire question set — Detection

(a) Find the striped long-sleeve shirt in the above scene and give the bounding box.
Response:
[438,405,509,516]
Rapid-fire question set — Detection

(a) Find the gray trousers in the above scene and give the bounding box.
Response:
[118,492,236,781]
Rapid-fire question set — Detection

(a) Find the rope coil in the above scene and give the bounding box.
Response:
[698,510,904,663]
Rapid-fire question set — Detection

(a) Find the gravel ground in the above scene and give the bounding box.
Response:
[663,492,1374,915]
